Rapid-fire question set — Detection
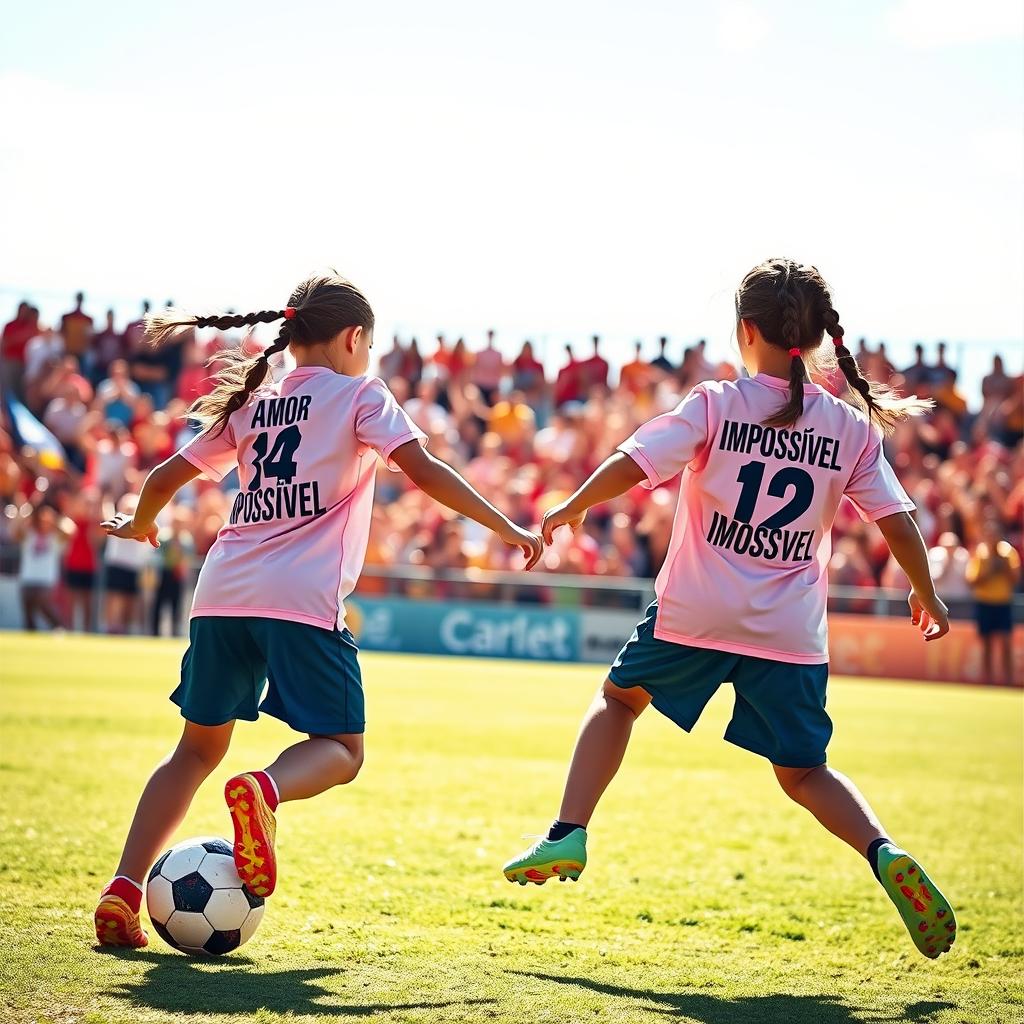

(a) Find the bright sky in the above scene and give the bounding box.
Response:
[2,0,1022,395]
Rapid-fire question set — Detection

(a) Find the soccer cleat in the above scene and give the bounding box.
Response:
[876,844,956,959]
[94,889,148,948]
[503,828,587,886]
[225,773,278,898]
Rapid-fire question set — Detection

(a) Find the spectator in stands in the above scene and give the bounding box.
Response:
[102,493,151,634]
[927,531,972,615]
[619,341,649,395]
[15,504,67,630]
[379,335,405,381]
[903,343,929,392]
[43,378,90,470]
[402,337,424,386]
[966,518,1020,685]
[473,329,506,403]
[152,509,193,636]
[91,309,125,385]
[554,344,582,408]
[60,292,94,367]
[932,341,957,387]
[429,334,452,385]
[579,335,609,393]
[97,359,141,427]
[982,355,1014,405]
[405,379,451,434]
[24,321,63,396]
[175,337,213,404]
[488,391,536,456]
[122,300,151,358]
[63,489,104,631]
[1,302,37,400]
[131,323,182,410]
[511,341,546,409]
[650,335,673,373]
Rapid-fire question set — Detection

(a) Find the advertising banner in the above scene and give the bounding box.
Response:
[348,597,1022,685]
[347,597,579,662]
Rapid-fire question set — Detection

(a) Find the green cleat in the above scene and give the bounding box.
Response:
[876,844,956,959]
[503,829,587,886]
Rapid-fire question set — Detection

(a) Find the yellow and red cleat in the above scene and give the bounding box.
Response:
[94,879,148,948]
[224,772,278,898]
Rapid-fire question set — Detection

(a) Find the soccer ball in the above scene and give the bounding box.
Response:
[147,837,265,955]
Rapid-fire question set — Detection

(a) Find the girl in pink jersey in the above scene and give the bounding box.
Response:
[94,274,542,948]
[504,259,957,960]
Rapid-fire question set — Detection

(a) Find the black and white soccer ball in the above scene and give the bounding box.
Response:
[147,837,265,955]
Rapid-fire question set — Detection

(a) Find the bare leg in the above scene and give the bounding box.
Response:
[83,588,96,633]
[981,636,993,685]
[114,721,235,882]
[774,763,886,856]
[999,633,1014,686]
[39,588,63,629]
[265,732,364,802]
[21,589,37,631]
[557,678,652,826]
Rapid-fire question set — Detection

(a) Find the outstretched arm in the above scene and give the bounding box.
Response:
[541,452,647,544]
[101,454,201,547]
[390,440,542,570]
[875,511,949,641]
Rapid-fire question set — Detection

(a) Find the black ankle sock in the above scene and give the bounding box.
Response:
[547,820,585,842]
[866,837,892,882]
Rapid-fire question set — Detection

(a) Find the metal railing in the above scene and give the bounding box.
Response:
[2,550,1018,636]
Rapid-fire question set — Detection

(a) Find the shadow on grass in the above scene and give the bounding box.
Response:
[101,949,496,1018]
[512,972,956,1023]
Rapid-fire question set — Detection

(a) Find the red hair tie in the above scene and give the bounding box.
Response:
[788,347,801,358]
[832,336,843,347]
[283,307,296,319]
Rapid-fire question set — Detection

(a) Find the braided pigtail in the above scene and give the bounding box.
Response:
[764,264,808,429]
[159,308,294,437]
[148,273,376,437]
[826,305,932,434]
[144,308,289,348]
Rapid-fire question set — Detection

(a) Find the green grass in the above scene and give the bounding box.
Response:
[0,632,1022,1024]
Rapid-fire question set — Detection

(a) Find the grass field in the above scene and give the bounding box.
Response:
[0,633,1022,1024]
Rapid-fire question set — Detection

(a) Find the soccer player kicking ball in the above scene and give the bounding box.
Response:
[94,274,542,947]
[504,259,957,959]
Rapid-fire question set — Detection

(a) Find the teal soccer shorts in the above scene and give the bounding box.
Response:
[172,616,365,735]
[609,603,832,768]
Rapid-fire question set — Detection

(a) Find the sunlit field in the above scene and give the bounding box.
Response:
[1,633,1021,1024]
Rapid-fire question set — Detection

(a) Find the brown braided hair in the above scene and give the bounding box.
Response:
[735,258,931,433]
[145,274,374,436]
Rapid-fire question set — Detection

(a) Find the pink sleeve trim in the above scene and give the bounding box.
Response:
[858,500,917,524]
[179,446,226,483]
[618,443,661,490]
[380,430,427,472]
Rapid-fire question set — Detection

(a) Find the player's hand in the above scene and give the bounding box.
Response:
[541,502,587,545]
[909,590,949,641]
[498,522,543,571]
[101,513,160,548]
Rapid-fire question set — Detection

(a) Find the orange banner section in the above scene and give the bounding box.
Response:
[829,614,1023,686]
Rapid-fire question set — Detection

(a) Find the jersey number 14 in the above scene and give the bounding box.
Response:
[249,426,302,489]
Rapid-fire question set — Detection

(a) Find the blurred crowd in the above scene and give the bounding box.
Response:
[1,294,1021,678]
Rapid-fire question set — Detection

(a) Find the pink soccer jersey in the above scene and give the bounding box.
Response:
[179,367,426,631]
[618,373,915,664]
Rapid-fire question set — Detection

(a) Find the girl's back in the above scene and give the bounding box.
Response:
[181,367,422,632]
[626,372,913,663]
